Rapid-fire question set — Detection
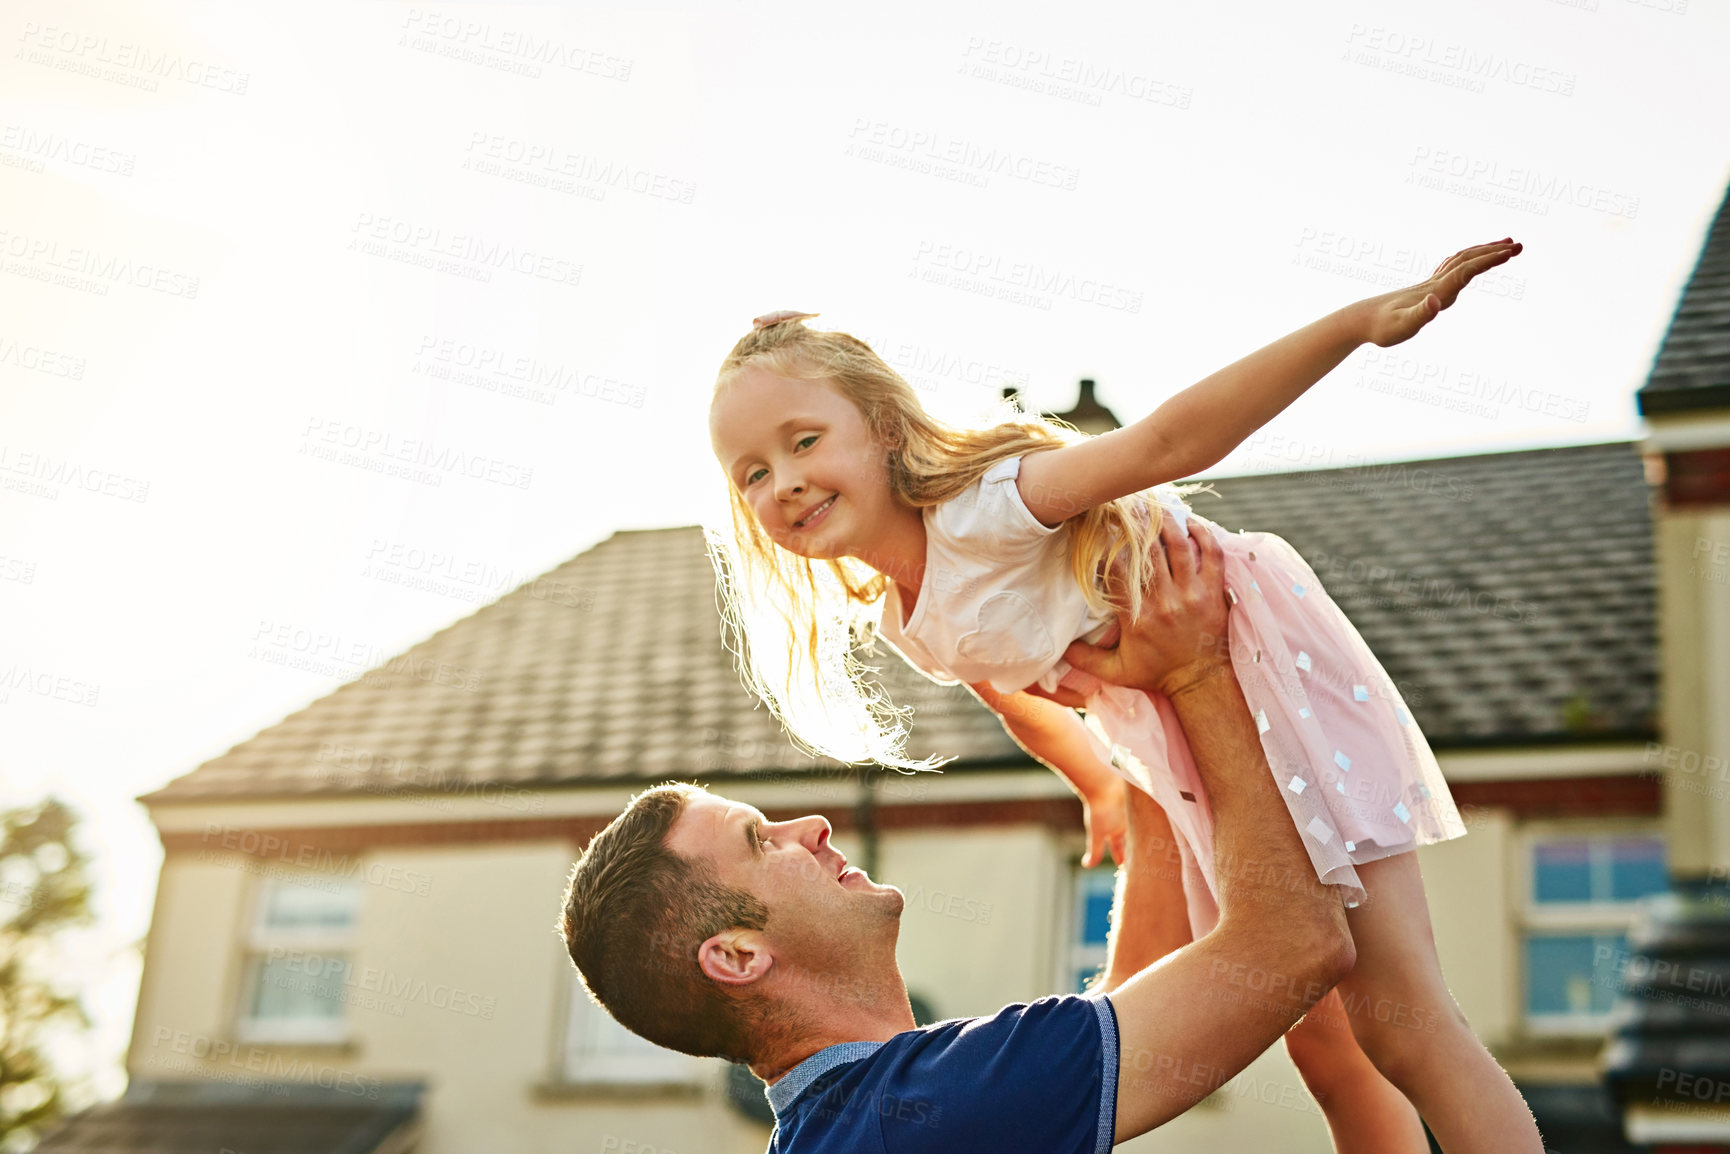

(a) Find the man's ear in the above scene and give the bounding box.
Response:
[698,929,773,987]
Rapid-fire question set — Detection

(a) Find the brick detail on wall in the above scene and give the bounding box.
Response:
[1663,446,1730,508]
[161,797,1088,859]
[1447,773,1660,817]
[160,776,1655,861]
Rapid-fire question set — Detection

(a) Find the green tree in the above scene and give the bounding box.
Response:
[0,798,94,1152]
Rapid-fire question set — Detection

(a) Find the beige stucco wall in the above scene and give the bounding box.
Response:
[877,823,1066,1017]
[1421,807,1517,1046]
[1655,507,1730,876]
[131,840,766,1154]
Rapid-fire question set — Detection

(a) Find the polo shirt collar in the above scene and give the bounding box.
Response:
[765,1041,884,1117]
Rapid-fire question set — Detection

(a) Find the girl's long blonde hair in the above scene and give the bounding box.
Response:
[706,316,1178,771]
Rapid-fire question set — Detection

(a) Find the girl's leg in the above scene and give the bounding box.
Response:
[1284,989,1429,1154]
[1100,788,1193,990]
[1335,852,1544,1153]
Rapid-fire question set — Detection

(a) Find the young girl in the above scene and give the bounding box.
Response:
[705,239,1537,1153]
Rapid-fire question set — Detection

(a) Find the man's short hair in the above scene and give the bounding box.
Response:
[559,782,770,1062]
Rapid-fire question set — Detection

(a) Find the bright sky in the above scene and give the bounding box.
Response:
[4,0,1727,1102]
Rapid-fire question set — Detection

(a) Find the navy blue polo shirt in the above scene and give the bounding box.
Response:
[765,994,1119,1154]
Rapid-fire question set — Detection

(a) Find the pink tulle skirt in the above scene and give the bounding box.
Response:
[1055,516,1466,932]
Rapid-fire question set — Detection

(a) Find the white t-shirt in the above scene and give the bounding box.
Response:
[875,455,1191,695]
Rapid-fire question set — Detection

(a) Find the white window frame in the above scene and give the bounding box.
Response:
[234,875,362,1046]
[1517,819,1667,1038]
[556,960,709,1089]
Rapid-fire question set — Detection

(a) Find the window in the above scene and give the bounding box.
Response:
[560,968,707,1087]
[1521,831,1667,1035]
[236,876,362,1044]
[1069,864,1118,993]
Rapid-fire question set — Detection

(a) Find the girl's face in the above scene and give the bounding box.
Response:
[709,365,896,560]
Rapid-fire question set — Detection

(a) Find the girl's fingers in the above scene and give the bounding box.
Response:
[1155,514,1191,579]
[1433,239,1519,282]
[1192,523,1225,587]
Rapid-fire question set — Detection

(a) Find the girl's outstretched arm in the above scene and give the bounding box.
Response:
[1015,238,1523,526]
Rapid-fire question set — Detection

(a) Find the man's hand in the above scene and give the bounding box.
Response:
[1355,238,1522,349]
[1059,515,1231,700]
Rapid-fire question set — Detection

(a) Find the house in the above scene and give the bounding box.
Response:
[1599,175,1730,1151]
[36,179,1730,1151]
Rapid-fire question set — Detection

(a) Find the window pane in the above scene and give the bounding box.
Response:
[1525,933,1624,1018]
[250,953,351,1021]
[564,972,696,1081]
[1532,841,1593,904]
[1077,869,1115,946]
[1608,838,1667,902]
[258,877,361,930]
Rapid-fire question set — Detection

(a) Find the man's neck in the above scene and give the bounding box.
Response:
[750,977,918,1085]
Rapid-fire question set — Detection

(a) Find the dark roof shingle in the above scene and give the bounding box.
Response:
[34,1081,422,1154]
[1639,178,1730,414]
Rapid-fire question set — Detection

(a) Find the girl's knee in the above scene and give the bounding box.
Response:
[1285,1007,1371,1094]
[1347,991,1471,1090]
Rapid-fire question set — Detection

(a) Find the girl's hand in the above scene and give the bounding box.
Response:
[1083,772,1130,869]
[1357,238,1523,348]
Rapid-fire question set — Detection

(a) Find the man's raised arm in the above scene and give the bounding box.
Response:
[1060,519,1355,1143]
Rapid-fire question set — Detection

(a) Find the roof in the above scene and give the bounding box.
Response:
[1638,178,1730,415]
[33,1080,422,1154]
[144,441,1656,804]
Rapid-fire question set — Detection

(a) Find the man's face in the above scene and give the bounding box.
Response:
[665,790,904,975]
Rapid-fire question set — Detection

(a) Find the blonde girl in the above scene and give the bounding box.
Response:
[706,239,1538,1153]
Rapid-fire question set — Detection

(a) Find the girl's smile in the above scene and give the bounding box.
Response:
[793,494,837,530]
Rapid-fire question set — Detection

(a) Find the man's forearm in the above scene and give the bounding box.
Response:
[1163,666,1346,942]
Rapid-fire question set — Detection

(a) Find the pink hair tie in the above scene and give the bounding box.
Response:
[753,310,819,330]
